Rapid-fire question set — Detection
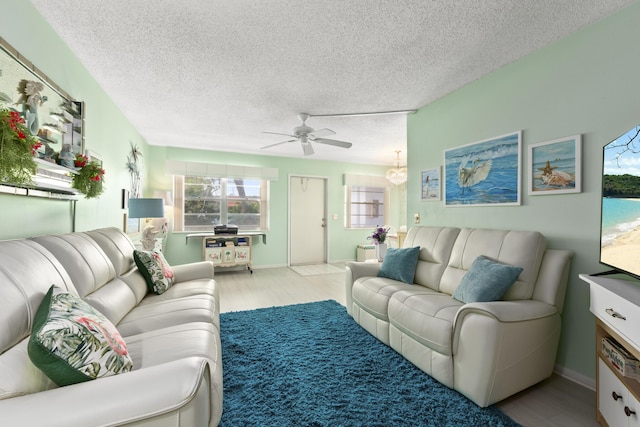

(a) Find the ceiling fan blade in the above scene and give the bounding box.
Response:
[302,142,314,156]
[262,131,296,138]
[261,139,296,149]
[308,128,335,138]
[313,138,352,149]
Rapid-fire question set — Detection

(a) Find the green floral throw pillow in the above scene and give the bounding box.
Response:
[133,249,175,294]
[28,285,133,387]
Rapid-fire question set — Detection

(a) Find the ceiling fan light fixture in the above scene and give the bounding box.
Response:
[261,113,352,156]
[386,150,407,185]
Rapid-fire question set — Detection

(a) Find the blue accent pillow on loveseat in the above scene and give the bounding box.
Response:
[377,246,421,284]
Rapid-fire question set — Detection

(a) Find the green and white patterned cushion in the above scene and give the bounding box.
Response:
[133,249,175,294]
[28,285,133,387]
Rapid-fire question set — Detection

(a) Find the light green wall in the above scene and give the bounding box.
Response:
[147,146,399,266]
[407,2,640,381]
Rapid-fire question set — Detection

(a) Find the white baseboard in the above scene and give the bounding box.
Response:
[250,263,288,270]
[554,364,596,391]
[330,258,355,264]
[252,261,352,269]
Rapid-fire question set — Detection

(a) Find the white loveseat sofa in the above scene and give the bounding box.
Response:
[0,227,222,427]
[345,226,573,407]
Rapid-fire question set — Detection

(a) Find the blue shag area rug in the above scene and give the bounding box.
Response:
[220,300,521,427]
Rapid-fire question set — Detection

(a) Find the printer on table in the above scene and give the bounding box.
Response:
[214,224,238,235]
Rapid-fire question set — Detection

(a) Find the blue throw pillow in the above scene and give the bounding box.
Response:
[377,246,421,284]
[452,255,523,303]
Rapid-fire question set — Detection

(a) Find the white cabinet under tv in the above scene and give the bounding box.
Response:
[581,273,640,426]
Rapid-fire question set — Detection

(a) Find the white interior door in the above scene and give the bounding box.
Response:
[289,176,327,265]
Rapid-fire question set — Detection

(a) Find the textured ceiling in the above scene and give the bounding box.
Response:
[30,0,636,166]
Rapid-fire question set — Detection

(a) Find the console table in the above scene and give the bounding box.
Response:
[185,231,267,245]
[202,235,253,273]
[580,273,640,426]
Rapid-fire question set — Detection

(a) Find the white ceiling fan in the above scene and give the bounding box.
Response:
[261,113,352,156]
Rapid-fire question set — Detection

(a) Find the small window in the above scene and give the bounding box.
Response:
[174,175,269,232]
[345,185,388,228]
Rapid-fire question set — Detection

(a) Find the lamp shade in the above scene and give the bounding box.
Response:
[128,198,165,219]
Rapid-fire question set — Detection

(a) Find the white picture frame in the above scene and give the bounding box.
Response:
[444,131,522,206]
[528,134,581,195]
[421,167,441,201]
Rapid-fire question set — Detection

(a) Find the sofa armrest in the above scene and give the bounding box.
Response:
[172,261,214,283]
[533,248,574,313]
[455,300,558,324]
[345,261,383,315]
[346,261,382,282]
[451,300,561,406]
[0,357,218,427]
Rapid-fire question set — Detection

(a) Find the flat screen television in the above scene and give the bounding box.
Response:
[600,124,640,278]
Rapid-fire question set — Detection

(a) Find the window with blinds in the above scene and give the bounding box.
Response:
[173,175,269,232]
[345,185,388,228]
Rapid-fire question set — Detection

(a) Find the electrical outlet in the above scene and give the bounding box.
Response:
[414,213,420,224]
[332,213,338,220]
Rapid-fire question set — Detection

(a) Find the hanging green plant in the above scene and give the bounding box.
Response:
[72,153,105,198]
[0,108,42,186]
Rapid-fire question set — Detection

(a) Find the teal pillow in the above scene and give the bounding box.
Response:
[452,255,523,303]
[377,246,421,284]
[28,286,133,386]
[134,249,175,294]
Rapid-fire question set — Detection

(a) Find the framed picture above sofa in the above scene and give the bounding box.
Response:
[528,134,581,195]
[421,167,441,201]
[444,131,521,207]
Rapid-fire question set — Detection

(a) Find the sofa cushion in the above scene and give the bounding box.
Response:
[378,246,421,284]
[352,277,416,321]
[402,226,461,291]
[452,256,523,303]
[440,228,546,300]
[117,294,219,336]
[134,250,175,294]
[388,289,463,355]
[31,233,139,326]
[28,286,133,386]
[85,227,137,276]
[30,234,117,299]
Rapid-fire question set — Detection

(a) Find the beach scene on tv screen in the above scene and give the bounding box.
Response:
[601,125,640,275]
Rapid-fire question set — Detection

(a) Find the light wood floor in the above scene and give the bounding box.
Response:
[215,264,599,427]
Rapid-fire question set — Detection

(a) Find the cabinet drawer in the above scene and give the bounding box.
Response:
[222,247,235,263]
[234,246,251,264]
[591,282,640,350]
[599,359,630,427]
[204,248,223,264]
[599,359,640,427]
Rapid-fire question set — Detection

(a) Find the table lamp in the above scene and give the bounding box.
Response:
[128,198,166,250]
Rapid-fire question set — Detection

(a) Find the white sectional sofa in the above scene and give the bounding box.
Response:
[0,227,222,427]
[345,226,573,407]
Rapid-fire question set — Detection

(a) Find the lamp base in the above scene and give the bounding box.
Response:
[141,224,159,251]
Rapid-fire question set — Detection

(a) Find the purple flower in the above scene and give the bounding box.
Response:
[368,225,389,244]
